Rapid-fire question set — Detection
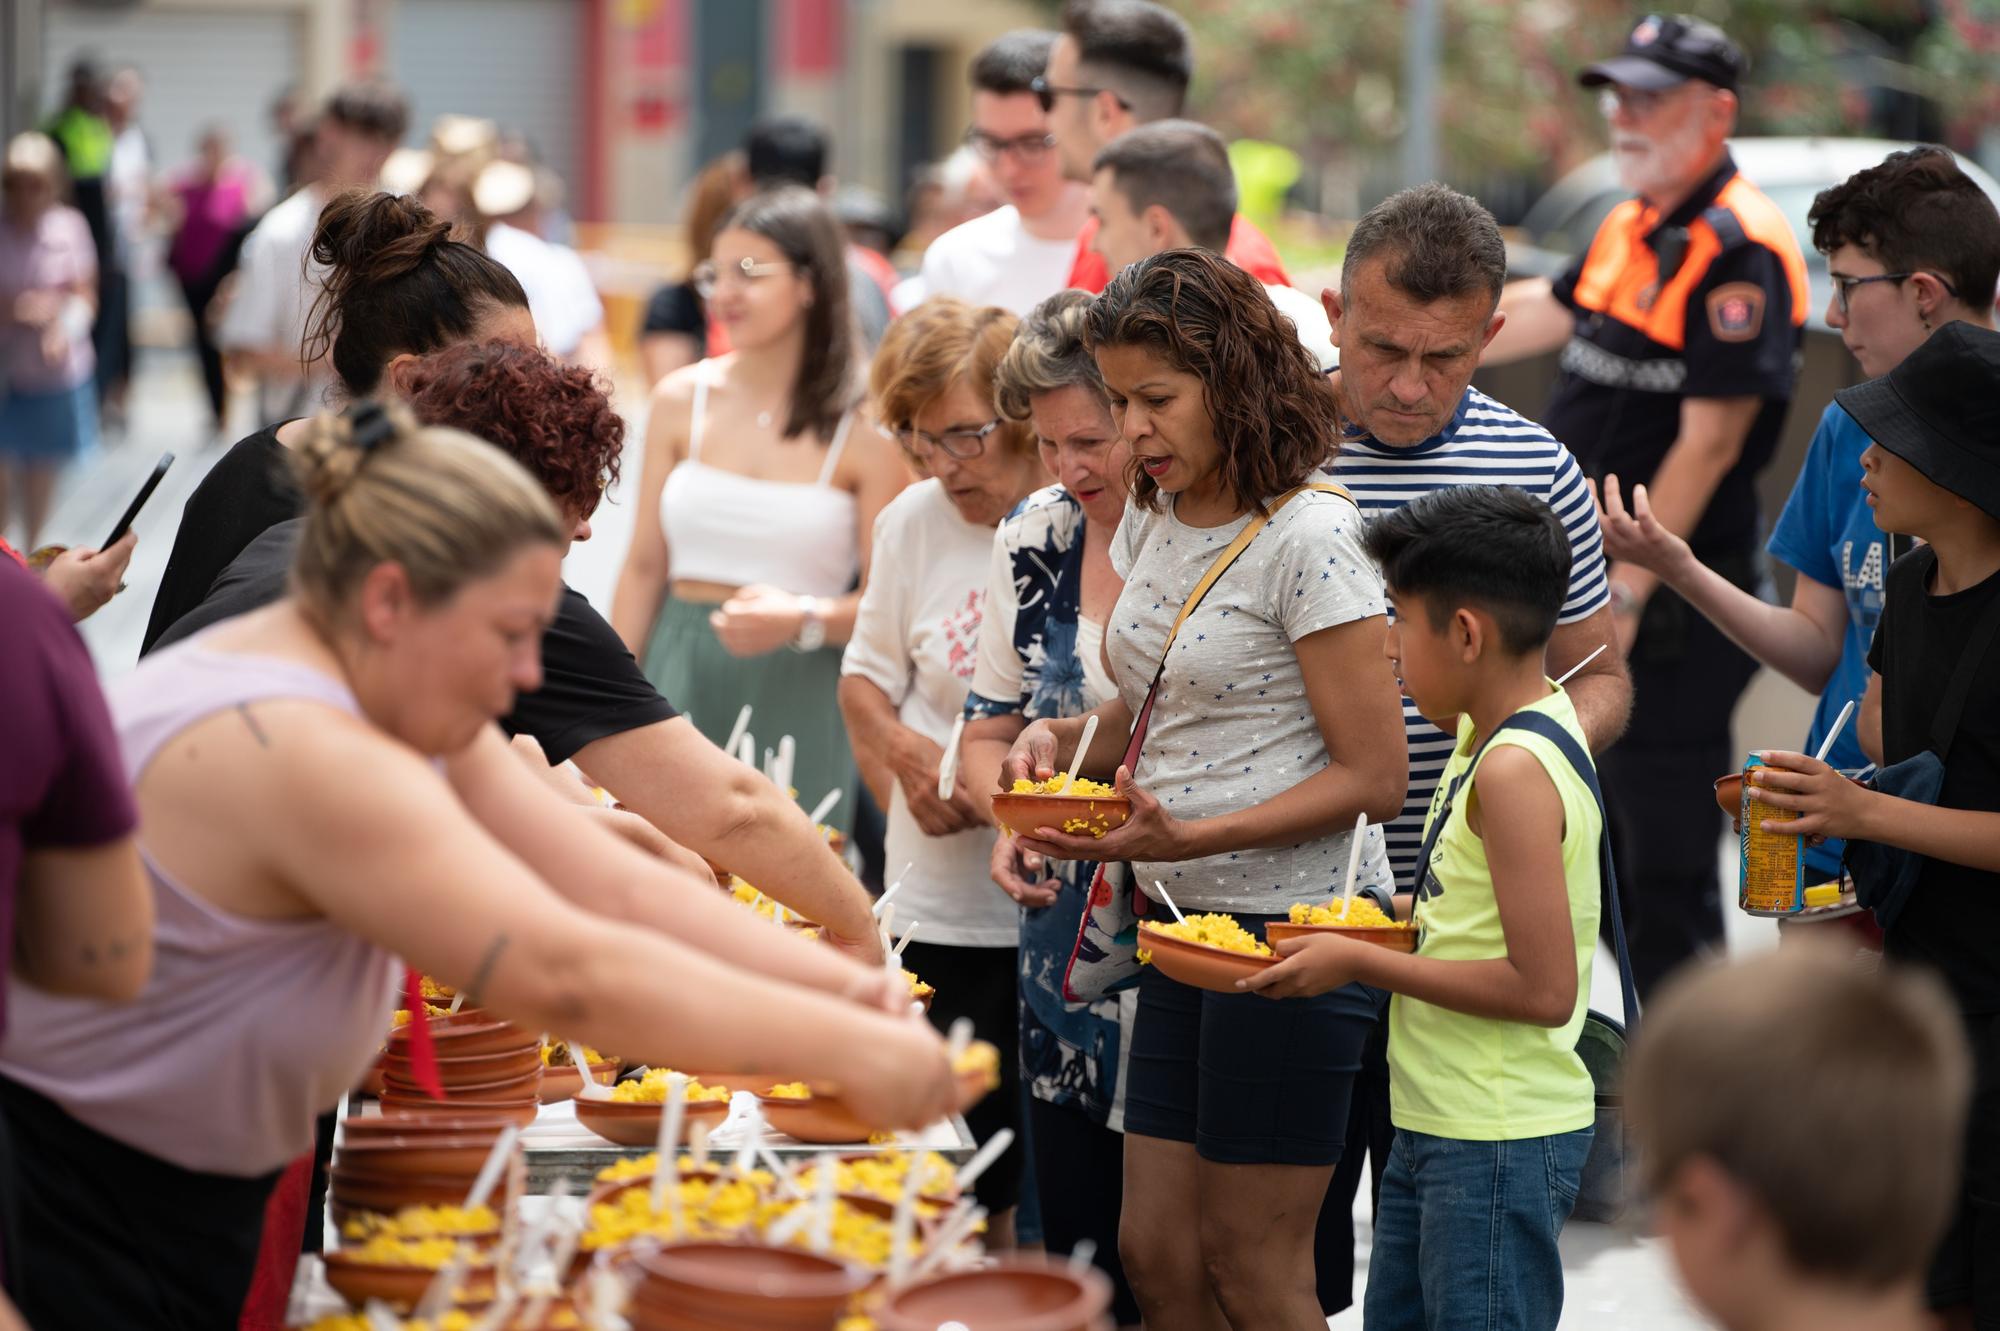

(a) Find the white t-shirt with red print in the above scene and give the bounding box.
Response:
[842,480,1016,946]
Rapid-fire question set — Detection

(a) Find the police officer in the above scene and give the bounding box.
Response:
[1487,14,1809,999]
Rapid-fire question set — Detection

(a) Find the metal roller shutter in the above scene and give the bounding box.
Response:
[387,0,579,196]
[42,3,301,180]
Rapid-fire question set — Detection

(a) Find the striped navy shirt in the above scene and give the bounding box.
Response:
[1325,387,1610,890]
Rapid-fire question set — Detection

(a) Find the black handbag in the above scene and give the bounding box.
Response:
[1843,547,2000,931]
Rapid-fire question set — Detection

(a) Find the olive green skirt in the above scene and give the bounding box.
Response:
[641,595,857,832]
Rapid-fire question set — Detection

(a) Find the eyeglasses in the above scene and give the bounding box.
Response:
[1028,75,1132,115]
[692,256,793,299]
[879,417,1003,461]
[1831,270,1960,316]
[1596,86,1679,120]
[965,127,1058,164]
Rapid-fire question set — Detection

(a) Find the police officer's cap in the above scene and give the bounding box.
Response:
[1579,15,1748,94]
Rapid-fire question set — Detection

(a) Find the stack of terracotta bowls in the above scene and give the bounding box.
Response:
[377,1012,543,1125]
[327,1113,519,1233]
[622,1242,869,1331]
[876,1255,1114,1331]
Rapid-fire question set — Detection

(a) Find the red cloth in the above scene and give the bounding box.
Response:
[1065,213,1292,294]
[401,966,446,1100]
[236,1153,313,1331]
[0,536,23,568]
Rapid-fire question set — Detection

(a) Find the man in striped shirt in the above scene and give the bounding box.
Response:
[1323,184,1633,890]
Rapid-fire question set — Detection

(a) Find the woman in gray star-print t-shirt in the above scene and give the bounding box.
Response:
[1000,250,1410,1328]
[1104,486,1397,909]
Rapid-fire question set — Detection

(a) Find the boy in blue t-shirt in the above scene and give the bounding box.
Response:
[1597,146,1999,885]
[1246,485,1601,1330]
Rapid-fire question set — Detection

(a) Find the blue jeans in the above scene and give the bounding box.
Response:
[1363,1126,1594,1331]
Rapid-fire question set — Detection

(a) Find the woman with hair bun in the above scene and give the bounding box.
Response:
[0,405,957,1330]
[141,187,536,655]
[154,338,888,954]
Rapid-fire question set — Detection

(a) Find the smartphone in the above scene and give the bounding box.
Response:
[102,452,174,549]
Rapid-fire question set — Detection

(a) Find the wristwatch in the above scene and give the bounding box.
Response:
[791,596,827,652]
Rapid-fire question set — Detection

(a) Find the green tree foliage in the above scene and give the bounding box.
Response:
[1180,0,2000,181]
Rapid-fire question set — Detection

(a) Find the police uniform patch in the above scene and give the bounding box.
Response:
[1706,281,1765,342]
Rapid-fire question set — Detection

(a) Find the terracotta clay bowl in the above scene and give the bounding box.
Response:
[380,1067,542,1100]
[1264,919,1418,954]
[631,1241,869,1325]
[382,1044,544,1087]
[877,1256,1114,1331]
[330,1170,487,1214]
[377,1090,540,1128]
[359,1055,386,1098]
[388,1004,490,1031]
[1136,922,1276,994]
[757,1052,994,1145]
[573,1096,731,1147]
[538,1059,622,1105]
[345,1112,516,1142]
[332,1136,506,1178]
[385,1020,535,1059]
[989,792,1130,840]
[321,1251,496,1311]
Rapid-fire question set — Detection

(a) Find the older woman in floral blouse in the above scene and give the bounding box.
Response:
[960,289,1137,1325]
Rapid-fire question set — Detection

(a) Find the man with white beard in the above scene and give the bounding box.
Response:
[1485,15,1808,999]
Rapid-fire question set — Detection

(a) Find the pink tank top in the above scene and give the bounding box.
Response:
[0,641,397,1176]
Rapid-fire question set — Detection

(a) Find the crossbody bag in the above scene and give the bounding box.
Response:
[1061,482,1354,1004]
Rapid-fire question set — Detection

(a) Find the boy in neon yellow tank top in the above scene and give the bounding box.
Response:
[1244,485,1600,1330]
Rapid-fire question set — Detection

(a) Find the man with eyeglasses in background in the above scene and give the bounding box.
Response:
[914,30,1089,315]
[1598,149,2000,948]
[1485,15,1809,1000]
[1039,0,1289,295]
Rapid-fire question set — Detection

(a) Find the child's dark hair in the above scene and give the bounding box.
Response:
[1362,485,1571,654]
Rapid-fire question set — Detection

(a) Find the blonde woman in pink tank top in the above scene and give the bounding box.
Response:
[0,407,955,1330]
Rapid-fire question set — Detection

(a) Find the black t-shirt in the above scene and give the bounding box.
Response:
[1866,547,2000,1011]
[1544,155,1802,558]
[141,423,301,656]
[151,518,681,766]
[641,281,706,346]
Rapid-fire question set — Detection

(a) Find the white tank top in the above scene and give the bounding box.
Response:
[658,366,861,599]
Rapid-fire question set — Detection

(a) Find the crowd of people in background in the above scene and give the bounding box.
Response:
[6,3,2000,1331]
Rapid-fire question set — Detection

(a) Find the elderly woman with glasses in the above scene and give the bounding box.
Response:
[838,296,1052,1245]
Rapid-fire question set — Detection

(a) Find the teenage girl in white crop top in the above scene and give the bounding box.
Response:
[611,189,908,826]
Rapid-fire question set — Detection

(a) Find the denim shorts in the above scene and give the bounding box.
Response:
[1123,914,1381,1166]
[1363,1125,1595,1331]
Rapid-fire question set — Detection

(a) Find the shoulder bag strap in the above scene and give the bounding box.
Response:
[1930,575,2000,759]
[1117,483,1354,772]
[1493,711,1636,1034]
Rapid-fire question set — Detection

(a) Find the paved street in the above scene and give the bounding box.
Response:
[32,335,1791,1330]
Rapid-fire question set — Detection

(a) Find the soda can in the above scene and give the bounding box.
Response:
[1738,754,1806,916]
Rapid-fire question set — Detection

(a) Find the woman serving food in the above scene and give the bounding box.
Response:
[0,407,955,1330]
[999,250,1407,1331]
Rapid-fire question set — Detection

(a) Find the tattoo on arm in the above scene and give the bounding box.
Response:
[466,932,511,1003]
[237,703,272,749]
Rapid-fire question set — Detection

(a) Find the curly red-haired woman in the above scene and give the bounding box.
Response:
[1000,250,1409,1330]
[151,339,886,955]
